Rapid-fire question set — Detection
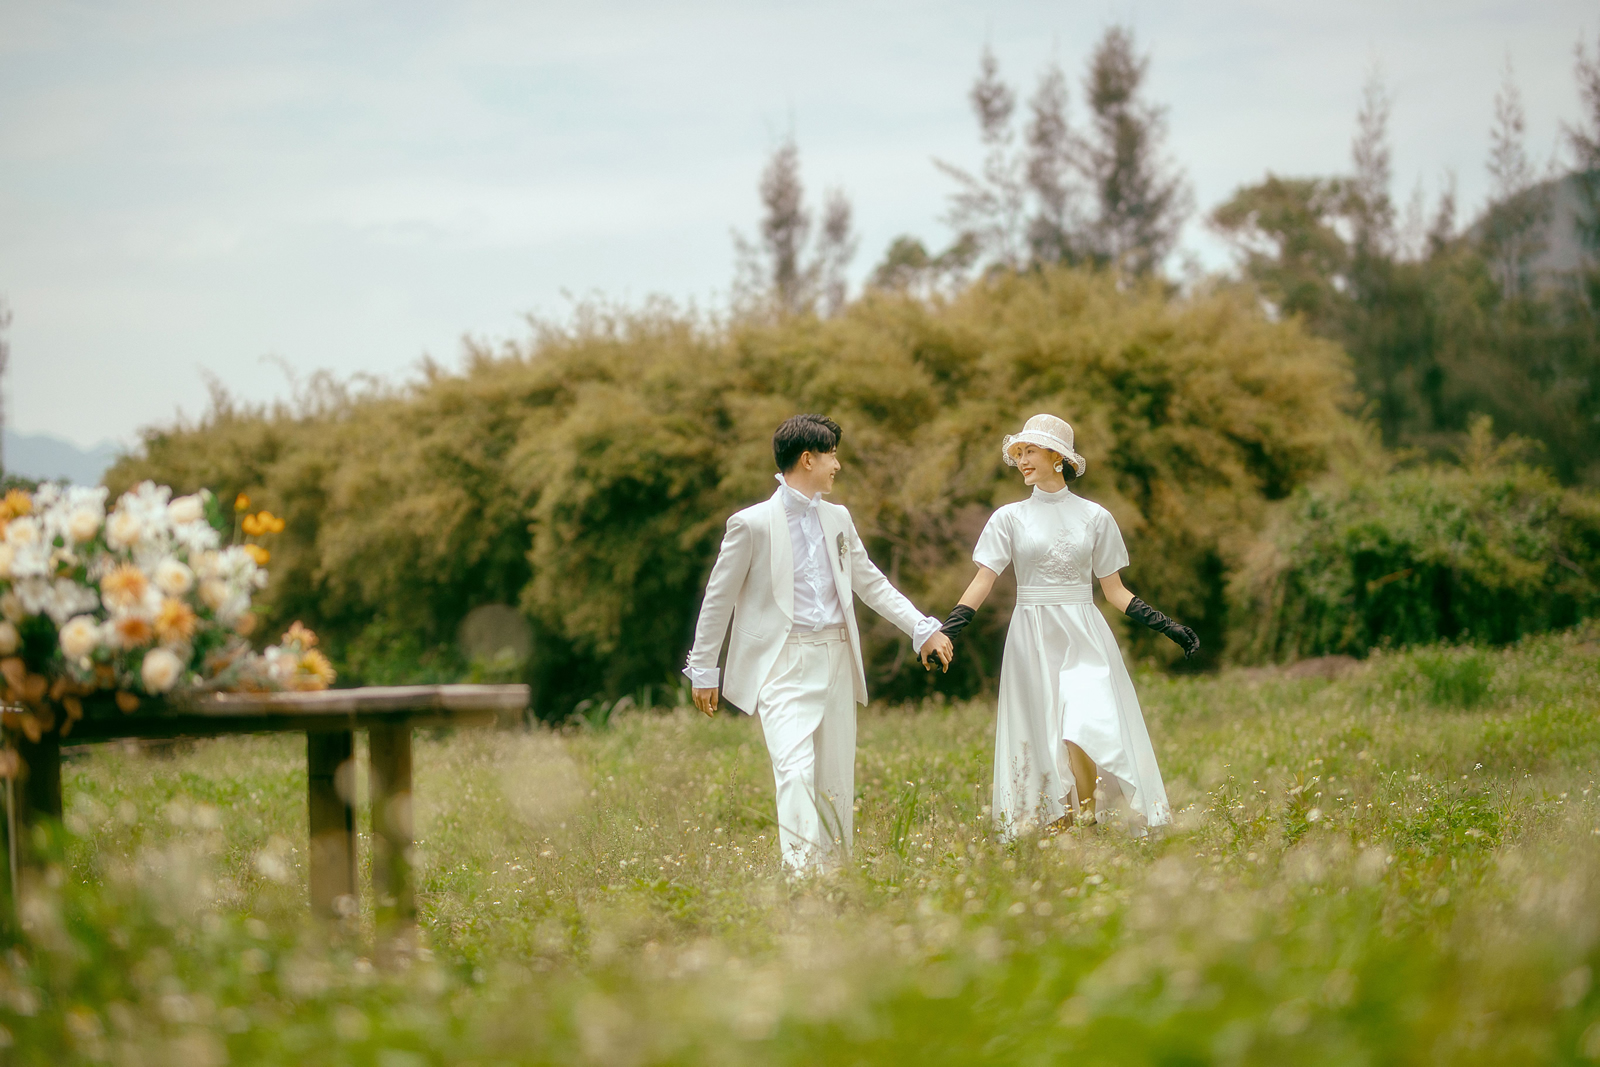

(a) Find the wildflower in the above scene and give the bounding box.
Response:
[199,579,228,612]
[101,563,151,612]
[242,544,270,566]
[111,614,154,650]
[241,513,262,537]
[259,511,285,534]
[155,598,198,646]
[141,648,183,694]
[235,493,250,513]
[154,558,194,597]
[60,616,99,658]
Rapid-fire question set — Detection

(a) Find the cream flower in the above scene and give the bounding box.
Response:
[5,517,40,547]
[167,495,205,525]
[0,621,18,655]
[67,508,102,543]
[199,579,228,612]
[154,559,194,597]
[141,647,183,694]
[0,592,22,622]
[101,563,150,613]
[106,509,143,550]
[60,615,100,659]
[0,544,14,580]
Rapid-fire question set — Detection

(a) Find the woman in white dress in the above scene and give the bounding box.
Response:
[940,414,1198,836]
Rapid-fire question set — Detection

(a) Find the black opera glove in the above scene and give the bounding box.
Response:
[941,604,977,640]
[1126,596,1201,658]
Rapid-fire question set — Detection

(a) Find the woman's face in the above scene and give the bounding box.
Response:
[1013,444,1062,486]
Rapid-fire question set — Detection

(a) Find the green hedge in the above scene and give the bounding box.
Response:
[1230,420,1600,662]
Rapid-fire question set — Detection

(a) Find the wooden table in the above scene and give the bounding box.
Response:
[3,684,528,952]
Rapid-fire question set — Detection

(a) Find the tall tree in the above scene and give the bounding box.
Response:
[1080,26,1191,275]
[1566,30,1600,259]
[1483,57,1550,300]
[935,47,1030,269]
[734,138,858,316]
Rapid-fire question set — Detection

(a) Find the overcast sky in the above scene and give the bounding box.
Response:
[1,0,1593,449]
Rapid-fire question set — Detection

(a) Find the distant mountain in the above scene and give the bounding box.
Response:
[3,431,123,485]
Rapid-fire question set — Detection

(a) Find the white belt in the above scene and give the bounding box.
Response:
[1015,585,1094,605]
[786,625,848,645]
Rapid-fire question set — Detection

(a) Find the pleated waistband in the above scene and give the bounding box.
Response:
[786,625,849,645]
[1015,584,1094,605]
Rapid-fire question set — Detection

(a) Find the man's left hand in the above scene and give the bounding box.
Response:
[920,631,954,673]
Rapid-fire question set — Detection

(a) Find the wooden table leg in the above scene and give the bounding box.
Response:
[307,731,356,920]
[368,723,415,961]
[7,732,62,929]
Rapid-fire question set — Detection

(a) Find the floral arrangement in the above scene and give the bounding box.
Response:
[0,481,334,740]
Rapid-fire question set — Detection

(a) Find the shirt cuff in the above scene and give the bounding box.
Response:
[912,615,941,652]
[683,665,720,689]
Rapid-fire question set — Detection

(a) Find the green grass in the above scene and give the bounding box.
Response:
[7,628,1600,1064]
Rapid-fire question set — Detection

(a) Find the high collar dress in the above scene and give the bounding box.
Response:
[973,484,1172,835]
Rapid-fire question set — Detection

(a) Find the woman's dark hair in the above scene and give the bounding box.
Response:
[773,414,842,472]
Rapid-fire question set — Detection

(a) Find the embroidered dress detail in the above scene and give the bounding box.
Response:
[1038,528,1083,583]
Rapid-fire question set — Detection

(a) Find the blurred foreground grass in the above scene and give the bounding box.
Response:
[7,628,1600,1064]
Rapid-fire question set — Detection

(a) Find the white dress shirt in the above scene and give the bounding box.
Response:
[685,474,941,689]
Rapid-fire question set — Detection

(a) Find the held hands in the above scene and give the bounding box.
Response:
[692,686,719,718]
[920,631,954,673]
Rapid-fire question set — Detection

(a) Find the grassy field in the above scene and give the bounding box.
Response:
[6,627,1600,1064]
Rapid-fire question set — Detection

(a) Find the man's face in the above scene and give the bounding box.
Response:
[797,448,841,493]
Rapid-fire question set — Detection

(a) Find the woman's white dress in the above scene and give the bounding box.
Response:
[973,484,1172,835]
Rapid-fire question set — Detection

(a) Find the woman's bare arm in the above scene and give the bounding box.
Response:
[1097,570,1135,613]
[958,566,1000,609]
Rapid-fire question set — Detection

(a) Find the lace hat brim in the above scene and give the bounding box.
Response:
[1002,431,1087,476]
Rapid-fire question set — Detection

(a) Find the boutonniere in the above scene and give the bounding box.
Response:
[836,532,847,569]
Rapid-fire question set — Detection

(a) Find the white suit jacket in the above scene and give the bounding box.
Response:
[686,487,928,714]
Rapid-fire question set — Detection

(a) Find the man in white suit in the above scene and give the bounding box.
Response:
[685,414,954,873]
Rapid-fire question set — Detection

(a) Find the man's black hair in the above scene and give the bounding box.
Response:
[773,414,842,472]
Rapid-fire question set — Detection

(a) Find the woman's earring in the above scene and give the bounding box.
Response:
[1054,462,1064,472]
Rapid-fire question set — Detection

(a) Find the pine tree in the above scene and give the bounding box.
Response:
[1483,57,1550,300]
[733,138,858,315]
[1080,26,1191,275]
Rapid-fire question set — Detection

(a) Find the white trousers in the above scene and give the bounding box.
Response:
[756,626,856,873]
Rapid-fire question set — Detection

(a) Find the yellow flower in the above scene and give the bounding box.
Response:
[2,489,33,519]
[154,597,198,646]
[241,514,262,537]
[101,563,150,612]
[243,544,270,566]
[295,649,336,691]
[261,511,286,534]
[234,493,251,513]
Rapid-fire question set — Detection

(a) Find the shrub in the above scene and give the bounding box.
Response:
[1230,419,1600,663]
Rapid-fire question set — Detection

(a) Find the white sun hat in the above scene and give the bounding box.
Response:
[1001,413,1087,476]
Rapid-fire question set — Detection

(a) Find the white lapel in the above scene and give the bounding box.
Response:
[767,489,794,620]
[816,503,851,605]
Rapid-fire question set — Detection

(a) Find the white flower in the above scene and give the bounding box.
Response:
[154,559,194,597]
[59,615,100,658]
[42,578,100,626]
[173,521,220,555]
[106,510,143,550]
[67,508,102,543]
[5,517,40,546]
[141,647,183,694]
[0,621,18,655]
[168,495,205,525]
